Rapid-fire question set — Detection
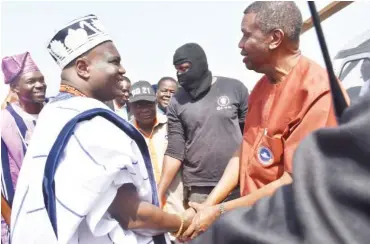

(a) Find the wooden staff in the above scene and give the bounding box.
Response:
[301,1,354,34]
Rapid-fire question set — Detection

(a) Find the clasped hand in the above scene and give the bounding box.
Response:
[178,202,221,242]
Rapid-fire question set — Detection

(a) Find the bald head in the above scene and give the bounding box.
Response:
[244,1,302,42]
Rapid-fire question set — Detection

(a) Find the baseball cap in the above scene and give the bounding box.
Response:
[129,80,156,103]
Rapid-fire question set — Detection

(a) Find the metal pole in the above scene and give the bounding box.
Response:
[308,1,348,119]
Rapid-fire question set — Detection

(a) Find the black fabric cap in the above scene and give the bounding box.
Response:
[129,80,156,103]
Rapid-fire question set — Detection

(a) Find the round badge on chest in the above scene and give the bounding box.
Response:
[257,146,274,165]
[216,95,233,111]
[217,95,230,107]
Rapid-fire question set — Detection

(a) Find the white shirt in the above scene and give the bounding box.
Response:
[10,95,169,244]
[113,101,130,121]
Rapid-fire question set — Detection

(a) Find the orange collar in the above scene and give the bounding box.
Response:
[134,118,160,138]
[60,84,87,97]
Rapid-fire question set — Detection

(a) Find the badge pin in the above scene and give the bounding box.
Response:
[257,146,274,165]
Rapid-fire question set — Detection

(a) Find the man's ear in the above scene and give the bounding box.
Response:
[269,29,284,50]
[10,80,20,93]
[75,57,91,79]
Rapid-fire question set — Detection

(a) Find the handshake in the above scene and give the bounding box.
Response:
[172,202,224,242]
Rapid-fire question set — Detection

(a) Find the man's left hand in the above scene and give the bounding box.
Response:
[179,202,221,241]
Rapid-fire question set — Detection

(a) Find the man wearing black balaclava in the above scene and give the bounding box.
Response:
[173,43,212,100]
[157,43,249,212]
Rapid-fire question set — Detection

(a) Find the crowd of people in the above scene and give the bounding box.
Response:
[1,1,369,244]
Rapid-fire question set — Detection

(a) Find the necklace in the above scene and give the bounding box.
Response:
[59,84,87,97]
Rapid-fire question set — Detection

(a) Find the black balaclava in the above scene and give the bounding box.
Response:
[173,43,212,100]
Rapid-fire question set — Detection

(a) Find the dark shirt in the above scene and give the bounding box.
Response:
[165,76,249,187]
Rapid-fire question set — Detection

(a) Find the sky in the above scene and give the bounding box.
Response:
[1,0,370,100]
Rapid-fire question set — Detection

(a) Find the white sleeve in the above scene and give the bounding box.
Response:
[55,116,140,238]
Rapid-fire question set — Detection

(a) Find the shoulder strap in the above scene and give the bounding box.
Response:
[42,108,166,244]
[6,104,28,154]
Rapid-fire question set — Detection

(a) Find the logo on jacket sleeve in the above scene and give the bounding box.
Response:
[257,146,274,165]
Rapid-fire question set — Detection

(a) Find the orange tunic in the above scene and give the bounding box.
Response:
[240,56,349,197]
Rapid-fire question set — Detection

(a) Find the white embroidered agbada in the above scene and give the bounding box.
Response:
[10,93,170,244]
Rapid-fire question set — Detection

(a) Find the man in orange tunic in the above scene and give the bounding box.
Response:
[180,1,350,240]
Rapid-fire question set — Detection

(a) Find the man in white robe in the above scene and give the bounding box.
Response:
[10,14,193,244]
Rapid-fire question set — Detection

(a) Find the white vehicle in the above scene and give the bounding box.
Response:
[333,30,370,101]
[300,1,370,102]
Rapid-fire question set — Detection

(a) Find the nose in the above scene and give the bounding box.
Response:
[119,64,126,75]
[34,80,46,90]
[123,91,130,98]
[140,106,151,113]
[238,38,244,49]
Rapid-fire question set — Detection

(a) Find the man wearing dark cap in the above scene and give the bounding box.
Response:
[130,81,185,243]
[10,15,192,244]
[130,80,169,183]
[158,43,249,209]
